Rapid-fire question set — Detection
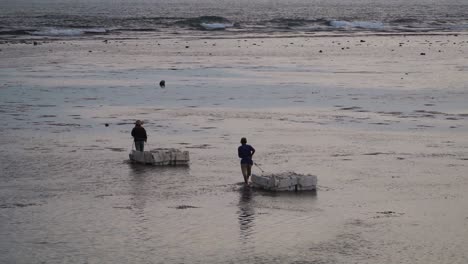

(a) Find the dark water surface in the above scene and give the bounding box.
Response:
[1,0,468,38]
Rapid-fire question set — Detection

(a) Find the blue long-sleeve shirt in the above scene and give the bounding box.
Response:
[238,144,255,165]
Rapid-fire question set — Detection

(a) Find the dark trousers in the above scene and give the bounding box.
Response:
[135,141,145,151]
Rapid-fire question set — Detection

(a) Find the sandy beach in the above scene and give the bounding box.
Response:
[1,32,468,263]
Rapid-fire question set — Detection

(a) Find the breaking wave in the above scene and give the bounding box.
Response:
[200,23,233,30]
[175,16,233,30]
[0,14,467,39]
[30,27,108,36]
[329,20,385,30]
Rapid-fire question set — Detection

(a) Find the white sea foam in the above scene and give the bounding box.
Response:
[451,23,468,30]
[31,27,107,36]
[200,23,233,30]
[330,20,384,30]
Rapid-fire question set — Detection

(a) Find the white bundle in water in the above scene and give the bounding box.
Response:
[129,148,190,166]
[251,172,317,191]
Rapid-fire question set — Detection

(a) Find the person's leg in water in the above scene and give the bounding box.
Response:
[135,141,144,151]
[246,164,252,183]
[241,164,249,184]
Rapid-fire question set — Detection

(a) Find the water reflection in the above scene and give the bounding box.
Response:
[127,163,191,248]
[127,163,154,245]
[237,185,255,247]
[256,188,318,198]
[128,164,152,214]
[127,163,191,214]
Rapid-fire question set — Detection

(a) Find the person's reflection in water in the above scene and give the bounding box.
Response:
[237,185,255,252]
[129,165,152,222]
[128,164,165,247]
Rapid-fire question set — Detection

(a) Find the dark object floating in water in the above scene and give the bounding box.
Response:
[363,152,392,155]
[0,203,37,208]
[374,211,404,218]
[113,206,132,210]
[174,205,199,209]
[159,80,165,88]
[185,144,211,149]
[105,123,109,127]
[340,106,361,111]
[106,147,125,152]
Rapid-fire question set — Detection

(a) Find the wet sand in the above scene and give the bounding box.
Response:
[1,33,468,263]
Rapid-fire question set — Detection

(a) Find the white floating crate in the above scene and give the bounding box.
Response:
[129,148,189,166]
[251,172,317,191]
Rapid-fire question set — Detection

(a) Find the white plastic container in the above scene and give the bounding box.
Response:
[251,172,317,191]
[129,148,190,166]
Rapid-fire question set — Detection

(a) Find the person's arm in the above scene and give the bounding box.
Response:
[238,147,242,158]
[131,128,135,138]
[143,129,147,142]
[251,146,255,157]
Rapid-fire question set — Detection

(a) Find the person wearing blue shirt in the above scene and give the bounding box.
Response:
[238,137,256,184]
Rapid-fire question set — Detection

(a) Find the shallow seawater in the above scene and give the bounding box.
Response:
[0,132,329,264]
[1,36,468,263]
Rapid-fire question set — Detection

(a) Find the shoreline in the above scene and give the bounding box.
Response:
[1,30,467,43]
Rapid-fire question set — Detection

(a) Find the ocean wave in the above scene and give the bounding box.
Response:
[175,16,233,30]
[329,20,385,30]
[267,18,328,28]
[200,23,233,30]
[390,18,421,24]
[450,23,468,30]
[30,27,108,36]
[1,15,467,39]
[0,29,32,36]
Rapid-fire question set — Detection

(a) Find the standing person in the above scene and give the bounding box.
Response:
[238,137,255,184]
[131,120,147,151]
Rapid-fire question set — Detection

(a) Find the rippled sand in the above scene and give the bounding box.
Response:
[1,33,468,263]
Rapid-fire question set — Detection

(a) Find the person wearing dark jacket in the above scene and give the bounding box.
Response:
[131,120,147,151]
[238,137,255,184]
